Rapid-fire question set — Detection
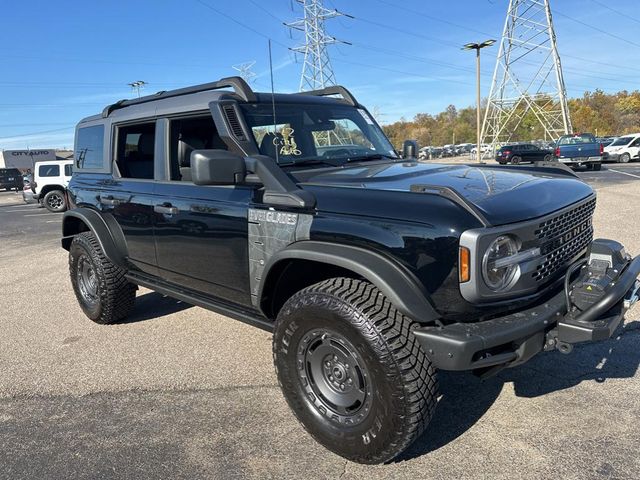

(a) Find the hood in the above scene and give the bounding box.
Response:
[298,161,594,226]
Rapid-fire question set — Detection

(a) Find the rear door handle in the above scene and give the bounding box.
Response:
[98,195,122,206]
[154,203,179,215]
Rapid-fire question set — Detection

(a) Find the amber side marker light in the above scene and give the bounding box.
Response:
[459,246,470,283]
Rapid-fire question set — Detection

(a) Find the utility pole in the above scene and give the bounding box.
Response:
[481,0,571,157]
[232,61,257,85]
[463,40,495,163]
[128,80,147,98]
[285,0,351,92]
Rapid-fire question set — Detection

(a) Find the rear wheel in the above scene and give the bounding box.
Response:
[543,154,552,162]
[619,153,631,163]
[511,155,522,164]
[273,277,438,464]
[69,231,136,324]
[591,162,602,171]
[43,189,67,212]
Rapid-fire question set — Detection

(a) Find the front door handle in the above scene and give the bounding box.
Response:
[98,195,122,206]
[154,203,179,215]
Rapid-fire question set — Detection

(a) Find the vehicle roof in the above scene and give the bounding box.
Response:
[78,90,351,125]
[34,159,73,164]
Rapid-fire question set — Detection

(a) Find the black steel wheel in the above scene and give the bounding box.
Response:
[297,328,373,426]
[273,277,438,464]
[69,231,136,324]
[43,190,67,213]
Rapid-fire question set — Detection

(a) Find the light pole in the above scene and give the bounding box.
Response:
[128,80,148,98]
[463,40,495,163]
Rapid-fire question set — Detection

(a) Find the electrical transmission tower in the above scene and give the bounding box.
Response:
[481,0,572,154]
[285,0,350,92]
[232,61,256,85]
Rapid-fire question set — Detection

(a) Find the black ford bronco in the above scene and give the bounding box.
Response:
[62,77,640,464]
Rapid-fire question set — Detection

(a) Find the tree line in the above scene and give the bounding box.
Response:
[381,89,640,149]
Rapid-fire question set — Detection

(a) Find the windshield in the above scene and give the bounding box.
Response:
[240,102,398,167]
[609,136,633,146]
[557,133,596,145]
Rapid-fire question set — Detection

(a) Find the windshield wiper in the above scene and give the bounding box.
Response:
[344,153,398,163]
[279,158,341,168]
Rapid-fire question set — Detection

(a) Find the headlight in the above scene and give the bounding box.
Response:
[482,235,520,291]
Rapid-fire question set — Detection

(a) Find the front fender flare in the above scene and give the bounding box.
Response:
[61,208,128,267]
[259,241,440,323]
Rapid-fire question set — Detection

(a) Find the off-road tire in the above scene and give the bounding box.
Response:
[619,153,631,163]
[273,277,438,464]
[43,189,67,213]
[69,231,136,324]
[511,155,522,164]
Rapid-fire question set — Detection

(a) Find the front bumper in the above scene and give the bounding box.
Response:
[414,250,640,372]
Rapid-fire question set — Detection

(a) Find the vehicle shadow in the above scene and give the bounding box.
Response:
[397,319,640,462]
[116,291,193,324]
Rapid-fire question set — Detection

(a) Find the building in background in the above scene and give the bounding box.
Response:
[0,149,72,171]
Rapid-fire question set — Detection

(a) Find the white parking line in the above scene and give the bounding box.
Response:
[24,213,55,217]
[608,168,640,179]
[4,208,38,212]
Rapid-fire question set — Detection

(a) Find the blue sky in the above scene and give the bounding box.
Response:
[1,0,639,149]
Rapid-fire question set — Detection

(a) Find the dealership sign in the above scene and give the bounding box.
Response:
[0,149,57,168]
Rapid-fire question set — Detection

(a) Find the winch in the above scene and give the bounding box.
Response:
[569,239,629,313]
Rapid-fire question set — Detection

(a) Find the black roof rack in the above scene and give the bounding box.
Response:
[101,76,256,118]
[296,85,359,106]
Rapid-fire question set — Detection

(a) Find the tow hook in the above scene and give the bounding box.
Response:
[556,341,573,354]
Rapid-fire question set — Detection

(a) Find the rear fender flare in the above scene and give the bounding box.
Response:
[61,208,128,266]
[259,241,440,323]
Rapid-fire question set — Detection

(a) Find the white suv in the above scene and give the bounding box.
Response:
[604,133,640,163]
[33,159,73,212]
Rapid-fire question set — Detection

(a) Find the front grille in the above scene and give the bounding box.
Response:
[532,198,596,282]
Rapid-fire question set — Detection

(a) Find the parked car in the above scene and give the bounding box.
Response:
[495,143,553,164]
[603,133,640,163]
[32,159,73,212]
[554,133,603,170]
[62,76,640,464]
[0,167,23,191]
[596,136,616,147]
[21,172,37,204]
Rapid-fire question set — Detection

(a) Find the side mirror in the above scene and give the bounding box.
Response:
[402,140,419,159]
[191,149,246,186]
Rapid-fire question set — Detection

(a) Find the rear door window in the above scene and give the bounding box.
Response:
[64,164,73,176]
[38,164,59,177]
[115,122,156,179]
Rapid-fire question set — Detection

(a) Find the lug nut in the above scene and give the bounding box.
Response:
[340,384,345,390]
[325,361,331,367]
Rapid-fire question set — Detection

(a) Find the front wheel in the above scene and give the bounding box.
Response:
[619,153,631,163]
[43,189,67,212]
[273,278,438,464]
[69,231,136,324]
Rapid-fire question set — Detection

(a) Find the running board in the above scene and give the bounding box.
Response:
[125,272,274,332]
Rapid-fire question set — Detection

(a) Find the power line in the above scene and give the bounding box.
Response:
[0,126,75,140]
[370,0,494,37]
[588,0,640,25]
[553,8,640,49]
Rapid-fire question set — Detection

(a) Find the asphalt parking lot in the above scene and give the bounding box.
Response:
[1,164,639,479]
